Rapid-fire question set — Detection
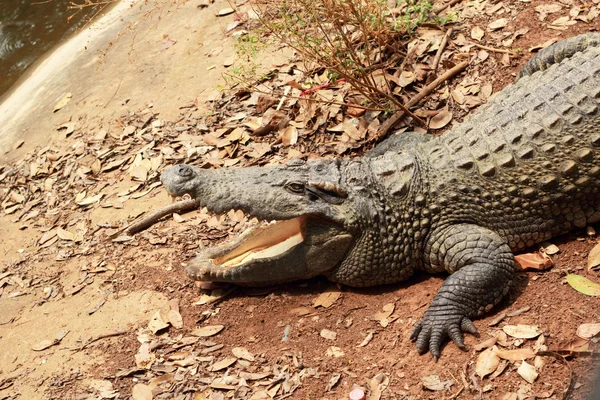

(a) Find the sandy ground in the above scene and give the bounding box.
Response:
[0,0,243,161]
[0,0,599,399]
[0,0,252,397]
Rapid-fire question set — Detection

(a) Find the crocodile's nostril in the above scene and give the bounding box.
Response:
[177,165,192,177]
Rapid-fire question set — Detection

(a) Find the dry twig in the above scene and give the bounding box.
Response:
[125,199,200,235]
[109,199,200,239]
[431,28,453,75]
[377,60,469,138]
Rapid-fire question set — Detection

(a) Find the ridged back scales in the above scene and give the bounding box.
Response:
[417,45,600,251]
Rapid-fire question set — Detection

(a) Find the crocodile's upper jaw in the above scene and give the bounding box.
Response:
[186,215,354,286]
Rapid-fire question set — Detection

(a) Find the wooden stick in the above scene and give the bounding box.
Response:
[109,199,200,238]
[377,60,469,138]
[431,28,453,75]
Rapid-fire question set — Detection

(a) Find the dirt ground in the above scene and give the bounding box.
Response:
[1,0,600,399]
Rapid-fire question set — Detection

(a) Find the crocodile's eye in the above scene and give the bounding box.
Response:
[285,181,305,194]
[177,165,193,178]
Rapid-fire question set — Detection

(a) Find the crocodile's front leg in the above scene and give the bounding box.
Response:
[411,224,515,361]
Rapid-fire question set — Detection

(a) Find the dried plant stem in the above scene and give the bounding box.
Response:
[431,28,453,75]
[255,0,435,123]
[377,60,469,138]
[109,199,200,238]
[125,199,200,235]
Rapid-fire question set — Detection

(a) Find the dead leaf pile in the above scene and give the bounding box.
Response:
[122,310,321,399]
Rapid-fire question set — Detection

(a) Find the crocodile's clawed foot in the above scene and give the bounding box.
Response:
[410,312,479,362]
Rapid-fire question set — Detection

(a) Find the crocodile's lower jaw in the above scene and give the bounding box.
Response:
[212,217,305,268]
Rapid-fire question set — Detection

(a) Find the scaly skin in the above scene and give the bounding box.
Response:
[161,34,600,360]
[518,32,600,79]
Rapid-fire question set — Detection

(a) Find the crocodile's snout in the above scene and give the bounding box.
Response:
[160,164,199,197]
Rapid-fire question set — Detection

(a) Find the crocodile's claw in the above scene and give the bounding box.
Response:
[410,311,479,362]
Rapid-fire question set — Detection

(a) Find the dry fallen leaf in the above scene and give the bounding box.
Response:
[326,373,342,392]
[77,193,104,206]
[192,325,225,337]
[210,357,237,371]
[132,383,153,400]
[135,342,156,369]
[216,7,234,16]
[475,346,501,378]
[503,325,542,339]
[451,89,465,104]
[474,336,497,351]
[398,71,416,87]
[529,38,558,53]
[374,303,395,327]
[566,274,600,296]
[514,252,553,271]
[320,329,337,341]
[326,346,345,357]
[471,26,485,41]
[31,339,55,351]
[39,230,57,246]
[557,338,591,355]
[172,213,185,223]
[488,18,508,30]
[490,359,509,381]
[194,288,232,305]
[494,347,536,361]
[53,92,72,112]
[481,84,493,99]
[517,361,538,384]
[421,375,453,391]
[368,373,389,400]
[357,331,374,347]
[551,15,576,27]
[57,228,76,241]
[535,3,562,14]
[576,323,600,339]
[167,309,183,329]
[429,108,452,130]
[232,347,255,361]
[543,243,560,255]
[313,286,342,308]
[588,242,600,270]
[280,125,298,146]
[148,310,170,334]
[130,165,149,182]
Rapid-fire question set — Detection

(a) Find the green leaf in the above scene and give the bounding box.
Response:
[566,274,600,296]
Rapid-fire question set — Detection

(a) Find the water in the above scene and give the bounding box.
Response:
[0,1,104,97]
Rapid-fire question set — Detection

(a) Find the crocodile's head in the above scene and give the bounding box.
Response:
[160,159,358,286]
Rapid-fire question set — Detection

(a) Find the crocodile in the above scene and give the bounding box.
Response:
[160,33,600,360]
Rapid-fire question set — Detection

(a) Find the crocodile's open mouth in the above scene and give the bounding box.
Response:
[212,217,305,268]
[185,213,353,285]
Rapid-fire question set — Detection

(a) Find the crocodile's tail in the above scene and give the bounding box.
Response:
[517,32,600,80]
